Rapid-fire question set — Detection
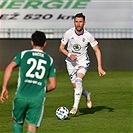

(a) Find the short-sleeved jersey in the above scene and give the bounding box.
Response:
[13,49,56,99]
[61,27,98,64]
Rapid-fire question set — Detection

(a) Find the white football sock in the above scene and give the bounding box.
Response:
[73,78,83,109]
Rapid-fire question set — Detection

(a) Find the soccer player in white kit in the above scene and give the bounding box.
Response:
[59,13,106,115]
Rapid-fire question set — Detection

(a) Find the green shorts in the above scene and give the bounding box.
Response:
[12,97,46,127]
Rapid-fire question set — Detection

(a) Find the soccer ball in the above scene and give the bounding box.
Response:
[56,106,69,120]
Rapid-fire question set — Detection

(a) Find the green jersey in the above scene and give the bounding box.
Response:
[13,49,56,99]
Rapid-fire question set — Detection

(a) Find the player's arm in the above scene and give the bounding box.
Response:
[59,42,69,56]
[59,42,77,61]
[46,77,56,92]
[92,44,106,76]
[0,61,17,103]
[46,59,56,92]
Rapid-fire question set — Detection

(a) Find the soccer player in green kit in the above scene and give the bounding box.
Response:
[0,31,56,133]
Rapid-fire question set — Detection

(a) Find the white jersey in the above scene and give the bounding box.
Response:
[61,27,98,66]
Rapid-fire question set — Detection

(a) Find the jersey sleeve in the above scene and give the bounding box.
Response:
[61,30,69,45]
[12,52,21,66]
[89,34,98,47]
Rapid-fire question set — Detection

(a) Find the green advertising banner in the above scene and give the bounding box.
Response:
[0,0,132,29]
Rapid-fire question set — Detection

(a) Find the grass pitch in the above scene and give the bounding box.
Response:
[0,70,132,133]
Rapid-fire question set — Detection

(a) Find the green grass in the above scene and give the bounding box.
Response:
[0,70,132,133]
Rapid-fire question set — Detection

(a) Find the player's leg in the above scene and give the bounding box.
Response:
[79,62,91,100]
[12,121,23,133]
[77,68,92,108]
[26,98,45,133]
[70,75,83,115]
[12,98,28,133]
[27,124,37,133]
[82,87,89,97]
[72,83,90,102]
[82,87,92,108]
[66,61,92,114]
[65,61,78,114]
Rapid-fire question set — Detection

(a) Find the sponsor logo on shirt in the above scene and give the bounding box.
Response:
[73,44,81,51]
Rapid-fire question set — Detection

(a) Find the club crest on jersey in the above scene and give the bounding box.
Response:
[73,44,81,51]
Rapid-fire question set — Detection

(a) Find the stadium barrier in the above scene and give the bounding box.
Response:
[0,28,132,39]
[0,38,132,70]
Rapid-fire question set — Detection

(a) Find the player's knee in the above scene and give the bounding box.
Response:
[75,77,83,93]
[75,77,82,84]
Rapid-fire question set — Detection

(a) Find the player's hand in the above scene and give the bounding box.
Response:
[98,68,106,77]
[0,88,8,104]
[69,54,77,61]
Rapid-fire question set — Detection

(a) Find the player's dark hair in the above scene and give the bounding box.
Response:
[31,31,46,47]
[74,13,85,21]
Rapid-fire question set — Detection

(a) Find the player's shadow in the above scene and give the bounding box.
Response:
[76,106,114,116]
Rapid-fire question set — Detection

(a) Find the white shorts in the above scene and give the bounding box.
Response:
[66,59,90,83]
